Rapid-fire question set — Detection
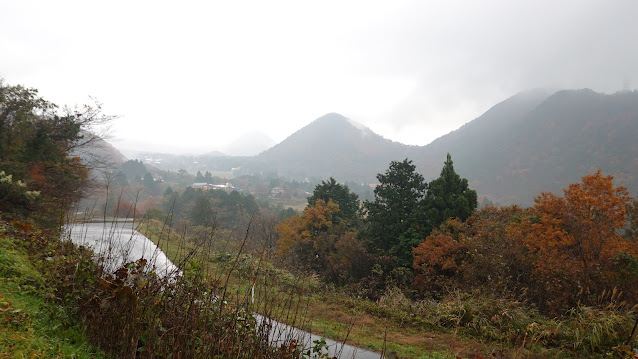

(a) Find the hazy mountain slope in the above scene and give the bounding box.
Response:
[72,133,128,170]
[257,113,419,181]
[111,89,638,206]
[415,89,638,205]
[415,89,550,174]
[500,89,638,204]
[223,131,275,156]
[412,89,553,203]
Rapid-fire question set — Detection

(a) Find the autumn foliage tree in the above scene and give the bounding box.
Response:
[413,205,532,296]
[277,199,340,262]
[276,199,371,284]
[412,218,468,294]
[414,171,638,313]
[511,170,638,311]
[0,79,111,228]
[307,177,360,220]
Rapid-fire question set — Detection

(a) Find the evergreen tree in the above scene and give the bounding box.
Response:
[308,177,360,220]
[204,171,214,184]
[162,187,176,214]
[195,171,205,183]
[364,159,428,267]
[189,195,216,227]
[120,160,147,180]
[423,153,477,230]
[112,170,129,187]
[142,172,157,195]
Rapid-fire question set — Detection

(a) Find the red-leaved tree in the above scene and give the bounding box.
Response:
[512,170,638,311]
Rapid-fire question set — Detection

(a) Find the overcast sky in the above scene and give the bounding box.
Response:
[2,1,637,154]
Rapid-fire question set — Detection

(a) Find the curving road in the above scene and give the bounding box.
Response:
[65,219,382,359]
[65,219,180,277]
[256,313,382,359]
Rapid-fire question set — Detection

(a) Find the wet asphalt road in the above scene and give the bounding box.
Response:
[65,219,383,358]
[65,220,179,277]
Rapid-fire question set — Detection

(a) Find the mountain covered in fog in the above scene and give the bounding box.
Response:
[222,131,276,156]
[413,89,638,205]
[114,89,638,205]
[72,133,128,170]
[257,90,638,204]
[256,113,420,181]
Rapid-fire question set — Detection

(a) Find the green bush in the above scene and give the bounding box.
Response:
[0,238,44,289]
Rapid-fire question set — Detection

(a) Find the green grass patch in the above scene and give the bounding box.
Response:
[0,235,104,358]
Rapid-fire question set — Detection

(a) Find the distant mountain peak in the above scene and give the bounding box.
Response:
[308,113,374,137]
[257,112,414,181]
[222,131,275,157]
[314,112,347,121]
[346,118,373,136]
[307,113,349,128]
[417,88,638,205]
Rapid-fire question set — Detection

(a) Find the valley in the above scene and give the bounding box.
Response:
[2,79,638,358]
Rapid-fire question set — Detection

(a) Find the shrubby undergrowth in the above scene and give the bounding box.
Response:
[2,219,321,358]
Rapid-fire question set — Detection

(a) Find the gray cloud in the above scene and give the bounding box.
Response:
[2,1,637,152]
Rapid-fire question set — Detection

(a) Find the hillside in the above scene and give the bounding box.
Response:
[415,89,638,205]
[72,133,128,170]
[113,89,638,205]
[257,113,419,181]
[414,89,551,176]
[253,90,638,204]
[222,131,276,156]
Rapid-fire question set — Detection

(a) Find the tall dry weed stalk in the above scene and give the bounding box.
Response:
[56,192,341,358]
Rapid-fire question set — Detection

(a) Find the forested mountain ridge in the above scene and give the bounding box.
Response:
[256,113,420,181]
[251,89,638,205]
[414,89,638,205]
[72,133,128,171]
[413,88,552,180]
[116,89,638,205]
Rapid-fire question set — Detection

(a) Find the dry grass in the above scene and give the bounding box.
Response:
[138,217,518,358]
[136,216,638,359]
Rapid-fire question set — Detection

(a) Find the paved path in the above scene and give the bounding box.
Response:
[65,220,180,277]
[256,314,382,359]
[65,220,383,358]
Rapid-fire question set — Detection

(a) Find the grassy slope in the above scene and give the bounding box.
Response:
[0,230,105,358]
[138,219,638,359]
[137,220,507,359]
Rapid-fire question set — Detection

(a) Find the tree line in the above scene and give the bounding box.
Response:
[276,155,638,314]
[0,80,111,228]
[0,79,318,359]
[4,76,636,318]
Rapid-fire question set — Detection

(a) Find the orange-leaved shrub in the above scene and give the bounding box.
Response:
[510,170,638,313]
[414,170,638,315]
[413,206,532,297]
[276,199,372,285]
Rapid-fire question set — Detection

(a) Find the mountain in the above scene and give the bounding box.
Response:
[257,113,419,181]
[72,133,128,170]
[114,89,638,206]
[414,89,638,205]
[202,150,226,157]
[222,131,275,156]
[251,90,638,205]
